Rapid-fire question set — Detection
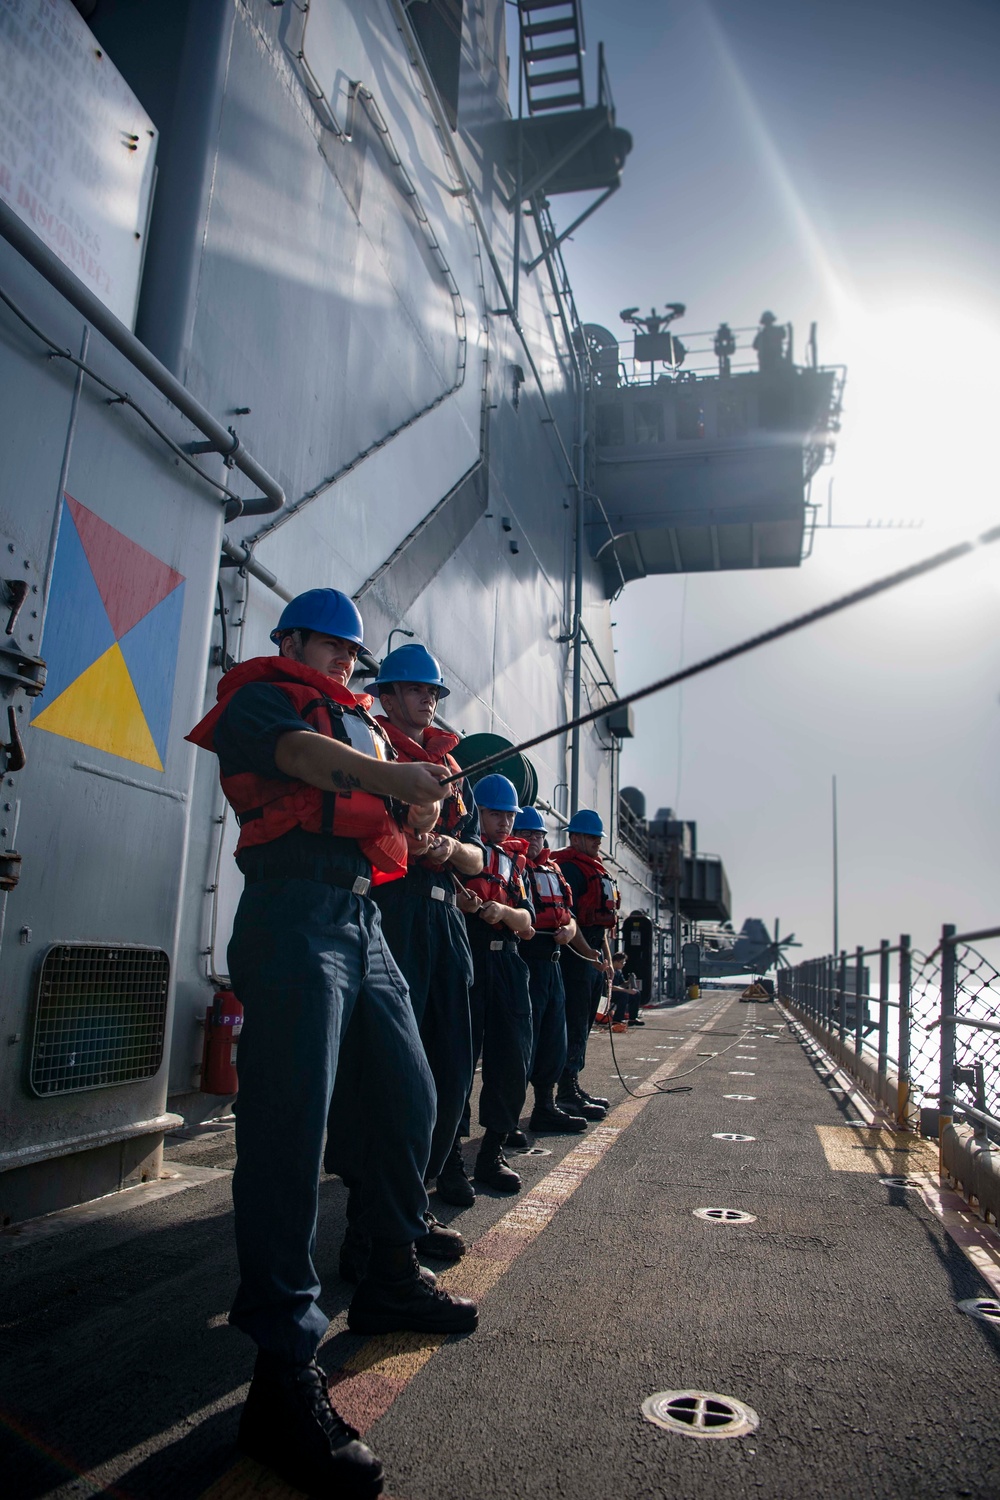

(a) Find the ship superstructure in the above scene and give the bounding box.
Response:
[0,0,838,1222]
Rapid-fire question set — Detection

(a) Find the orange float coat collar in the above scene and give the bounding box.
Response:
[550,846,618,928]
[186,656,408,876]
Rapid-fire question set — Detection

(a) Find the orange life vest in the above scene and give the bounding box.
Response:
[551,847,618,928]
[186,657,408,876]
[466,837,528,908]
[524,848,574,932]
[376,719,470,842]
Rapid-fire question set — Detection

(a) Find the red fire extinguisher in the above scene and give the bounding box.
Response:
[200,988,243,1094]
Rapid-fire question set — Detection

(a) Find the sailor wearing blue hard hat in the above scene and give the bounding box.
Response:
[334,639,484,1233]
[443,774,536,1195]
[550,809,619,1120]
[187,589,477,1495]
[514,806,611,1136]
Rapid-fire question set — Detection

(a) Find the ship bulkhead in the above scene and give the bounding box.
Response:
[0,0,649,1221]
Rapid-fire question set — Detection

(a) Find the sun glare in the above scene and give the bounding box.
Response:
[833,304,999,536]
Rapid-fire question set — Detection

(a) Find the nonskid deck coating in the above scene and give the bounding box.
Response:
[1,993,999,1499]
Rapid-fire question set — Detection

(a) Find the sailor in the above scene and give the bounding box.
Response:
[331,641,483,1259]
[443,774,535,1198]
[752,309,786,374]
[551,810,617,1121]
[187,588,476,1500]
[513,805,597,1136]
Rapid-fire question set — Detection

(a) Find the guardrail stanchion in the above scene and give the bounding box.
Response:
[897,934,911,1130]
[939,923,957,1169]
[878,939,890,1082]
[855,943,865,1058]
[839,950,847,1042]
[973,1060,988,1144]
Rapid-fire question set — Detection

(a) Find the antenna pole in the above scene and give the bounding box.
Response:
[832,774,839,956]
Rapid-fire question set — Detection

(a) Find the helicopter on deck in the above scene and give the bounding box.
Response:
[696,917,801,978]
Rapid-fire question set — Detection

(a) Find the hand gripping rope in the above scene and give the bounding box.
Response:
[440,522,1000,787]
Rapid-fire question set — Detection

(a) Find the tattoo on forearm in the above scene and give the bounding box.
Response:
[330,769,362,791]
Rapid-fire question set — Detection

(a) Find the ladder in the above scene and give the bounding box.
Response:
[518,0,586,114]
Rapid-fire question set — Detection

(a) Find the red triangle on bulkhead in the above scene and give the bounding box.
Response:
[66,494,184,640]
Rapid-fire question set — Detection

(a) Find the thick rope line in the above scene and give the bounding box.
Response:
[442,522,1000,786]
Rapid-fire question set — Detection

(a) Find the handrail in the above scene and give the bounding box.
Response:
[941,1095,1000,1135]
[935,924,1000,957]
[0,198,284,519]
[927,1014,1000,1036]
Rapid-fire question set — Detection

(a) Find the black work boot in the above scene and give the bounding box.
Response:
[505,1128,529,1149]
[414,1210,465,1262]
[557,1076,605,1121]
[347,1246,478,1336]
[338,1223,371,1284]
[578,1082,610,1110]
[435,1140,476,1207]
[530,1089,587,1134]
[238,1350,383,1498]
[474,1129,522,1192]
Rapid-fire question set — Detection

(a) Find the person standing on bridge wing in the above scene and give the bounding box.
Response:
[327,642,484,1272]
[550,810,618,1121]
[441,775,536,1198]
[187,589,476,1500]
[514,805,600,1136]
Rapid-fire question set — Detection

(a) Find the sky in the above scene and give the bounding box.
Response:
[552,0,1000,960]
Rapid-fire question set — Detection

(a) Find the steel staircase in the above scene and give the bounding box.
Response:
[518,0,586,114]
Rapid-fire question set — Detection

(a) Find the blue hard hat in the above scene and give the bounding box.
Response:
[513,805,545,832]
[473,774,520,813]
[567,809,604,837]
[370,642,450,698]
[270,589,365,647]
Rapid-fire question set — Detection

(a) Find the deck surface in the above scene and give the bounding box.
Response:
[3,991,1000,1500]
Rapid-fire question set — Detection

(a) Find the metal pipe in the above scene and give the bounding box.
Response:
[897,933,912,1128]
[939,923,957,1157]
[938,1015,1000,1037]
[939,1095,1000,1137]
[0,198,284,517]
[832,774,839,955]
[854,943,864,1058]
[924,923,1000,961]
[838,950,847,1042]
[220,537,294,602]
[878,939,890,1077]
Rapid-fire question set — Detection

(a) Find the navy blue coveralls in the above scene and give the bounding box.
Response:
[367,788,482,1179]
[214,685,435,1365]
[520,867,570,1094]
[558,859,607,1080]
[459,858,535,1137]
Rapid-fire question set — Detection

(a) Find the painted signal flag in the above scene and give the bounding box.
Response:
[33,496,185,772]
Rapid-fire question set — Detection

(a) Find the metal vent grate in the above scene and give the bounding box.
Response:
[29,945,169,1096]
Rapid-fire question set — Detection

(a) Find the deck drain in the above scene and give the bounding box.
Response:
[641,1390,759,1440]
[713,1132,755,1142]
[878,1175,921,1188]
[511,1146,552,1157]
[729,1070,755,1076]
[958,1297,1000,1326]
[844,1120,873,1128]
[723,1093,757,1101]
[693,1207,757,1224]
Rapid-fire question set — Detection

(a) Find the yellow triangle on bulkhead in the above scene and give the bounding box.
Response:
[33,642,164,772]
